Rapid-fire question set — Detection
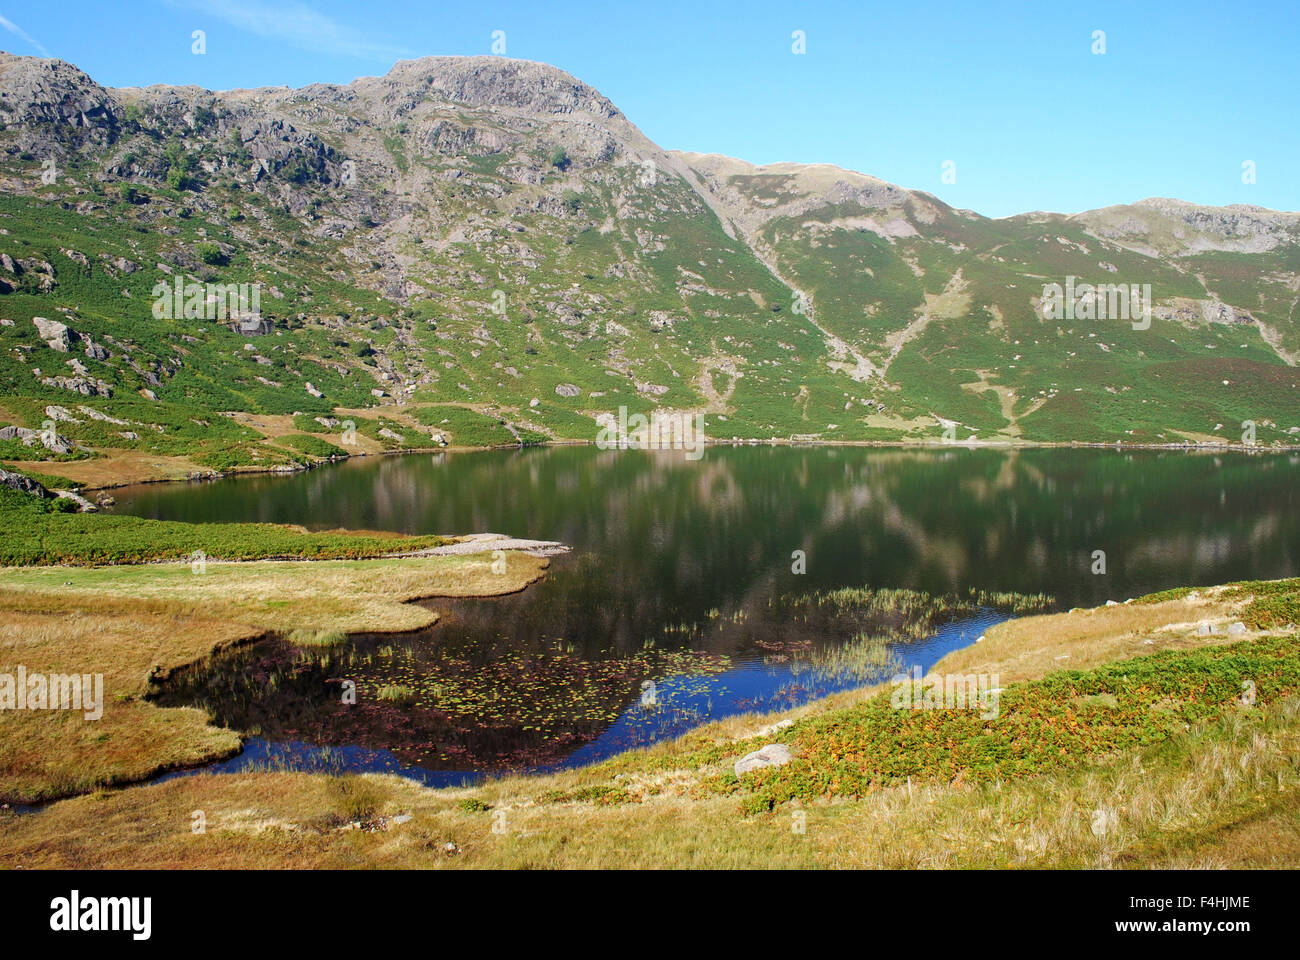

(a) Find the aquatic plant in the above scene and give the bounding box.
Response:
[288,628,347,647]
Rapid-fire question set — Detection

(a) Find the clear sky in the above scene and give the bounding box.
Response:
[3,0,1296,218]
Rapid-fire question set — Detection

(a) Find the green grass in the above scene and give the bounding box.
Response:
[412,405,540,446]
[0,465,79,489]
[279,433,345,459]
[0,487,444,566]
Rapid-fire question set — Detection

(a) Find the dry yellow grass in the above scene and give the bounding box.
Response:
[1,580,1295,868]
[936,588,1249,683]
[0,550,548,635]
[2,450,207,489]
[0,551,549,803]
[3,695,1295,869]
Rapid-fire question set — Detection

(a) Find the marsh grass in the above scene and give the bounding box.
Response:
[375,684,417,705]
[777,585,1054,643]
[0,551,550,803]
[3,691,1296,870]
[791,632,902,682]
[287,628,347,648]
[0,487,447,567]
[326,774,387,823]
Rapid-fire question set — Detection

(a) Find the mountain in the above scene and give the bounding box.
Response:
[0,51,1297,481]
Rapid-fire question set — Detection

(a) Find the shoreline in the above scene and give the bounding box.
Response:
[14,434,1300,494]
[4,577,1296,868]
[0,546,559,806]
[2,547,567,812]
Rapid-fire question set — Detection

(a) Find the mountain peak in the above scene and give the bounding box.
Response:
[360,55,624,121]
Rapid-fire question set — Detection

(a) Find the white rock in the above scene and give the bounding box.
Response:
[33,316,70,351]
[734,743,793,777]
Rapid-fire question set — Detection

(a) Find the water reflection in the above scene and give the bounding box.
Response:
[120,447,1300,783]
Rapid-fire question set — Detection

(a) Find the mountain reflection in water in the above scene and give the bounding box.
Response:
[121,446,1300,784]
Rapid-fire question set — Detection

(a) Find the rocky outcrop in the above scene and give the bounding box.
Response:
[374,57,625,122]
[0,52,118,150]
[0,423,73,453]
[34,371,113,398]
[32,316,70,350]
[0,466,53,499]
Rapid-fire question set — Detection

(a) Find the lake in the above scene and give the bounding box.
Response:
[110,446,1300,787]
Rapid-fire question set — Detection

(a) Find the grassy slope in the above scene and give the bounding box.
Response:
[1,576,1296,867]
[3,84,1296,483]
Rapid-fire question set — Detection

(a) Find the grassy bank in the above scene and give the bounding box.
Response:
[1,576,1297,867]
[0,487,448,566]
[0,548,551,803]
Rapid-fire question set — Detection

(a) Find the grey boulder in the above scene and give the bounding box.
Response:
[734,743,794,777]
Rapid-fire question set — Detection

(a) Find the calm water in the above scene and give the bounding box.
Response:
[112,446,1300,786]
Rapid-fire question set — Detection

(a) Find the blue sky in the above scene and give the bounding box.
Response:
[2,0,1296,217]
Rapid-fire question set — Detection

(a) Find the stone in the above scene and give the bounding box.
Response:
[44,404,80,423]
[555,383,580,397]
[61,248,90,271]
[82,336,110,361]
[36,373,113,397]
[753,718,794,738]
[734,743,794,777]
[40,430,74,454]
[77,405,127,425]
[56,490,96,512]
[0,466,52,499]
[32,316,70,351]
[1227,621,1247,635]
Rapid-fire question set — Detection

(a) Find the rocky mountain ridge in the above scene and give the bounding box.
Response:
[0,50,1296,465]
